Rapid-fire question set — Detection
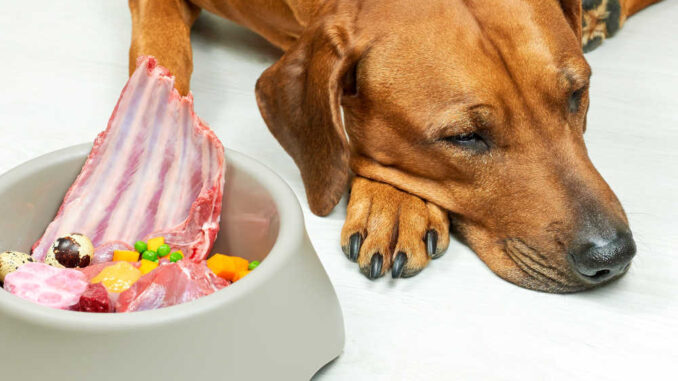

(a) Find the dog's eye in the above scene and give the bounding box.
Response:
[441,132,488,151]
[453,132,477,142]
[569,87,585,113]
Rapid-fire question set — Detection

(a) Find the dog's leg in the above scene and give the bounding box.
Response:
[582,0,662,52]
[129,0,201,95]
[340,177,451,279]
[623,0,663,16]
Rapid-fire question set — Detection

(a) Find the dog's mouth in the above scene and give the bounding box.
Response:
[449,215,580,292]
[502,238,585,293]
[502,238,633,292]
[449,213,633,293]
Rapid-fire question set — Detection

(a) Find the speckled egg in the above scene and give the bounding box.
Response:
[45,233,94,269]
[0,251,33,282]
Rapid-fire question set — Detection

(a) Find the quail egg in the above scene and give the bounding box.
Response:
[0,251,33,282]
[45,233,94,268]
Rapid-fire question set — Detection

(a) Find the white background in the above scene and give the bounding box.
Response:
[1,1,676,380]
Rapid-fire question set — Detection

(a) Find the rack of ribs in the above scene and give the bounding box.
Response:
[32,56,226,264]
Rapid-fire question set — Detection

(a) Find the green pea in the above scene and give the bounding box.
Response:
[169,251,183,263]
[248,260,260,270]
[157,244,171,257]
[134,241,147,253]
[142,250,158,262]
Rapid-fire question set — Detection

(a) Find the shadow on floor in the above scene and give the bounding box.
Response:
[192,11,283,64]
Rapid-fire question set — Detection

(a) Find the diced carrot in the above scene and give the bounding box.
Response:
[206,254,226,274]
[113,250,140,262]
[207,254,237,281]
[147,237,165,252]
[138,259,159,275]
[233,270,250,282]
[231,256,249,272]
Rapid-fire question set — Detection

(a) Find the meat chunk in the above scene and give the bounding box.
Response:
[32,56,226,263]
[116,260,229,312]
[74,283,113,313]
[3,262,88,310]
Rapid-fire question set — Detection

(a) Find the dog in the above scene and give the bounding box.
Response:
[128,0,661,292]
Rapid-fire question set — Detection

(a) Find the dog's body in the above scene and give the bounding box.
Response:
[129,0,660,291]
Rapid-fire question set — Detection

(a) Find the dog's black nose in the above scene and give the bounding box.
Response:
[569,230,636,283]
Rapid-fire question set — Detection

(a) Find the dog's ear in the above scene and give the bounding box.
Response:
[558,0,583,40]
[255,5,356,216]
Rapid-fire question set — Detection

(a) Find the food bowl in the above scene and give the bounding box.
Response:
[0,144,344,380]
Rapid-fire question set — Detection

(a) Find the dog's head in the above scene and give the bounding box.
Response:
[256,0,635,292]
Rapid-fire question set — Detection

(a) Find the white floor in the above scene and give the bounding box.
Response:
[1,1,676,380]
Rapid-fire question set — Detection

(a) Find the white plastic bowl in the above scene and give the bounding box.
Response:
[0,144,344,380]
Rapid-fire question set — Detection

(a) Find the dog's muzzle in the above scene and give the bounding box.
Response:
[568,229,636,284]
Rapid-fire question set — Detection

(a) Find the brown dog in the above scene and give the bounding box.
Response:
[129,0,660,292]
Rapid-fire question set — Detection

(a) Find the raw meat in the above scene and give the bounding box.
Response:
[90,261,143,293]
[32,56,226,263]
[74,283,113,313]
[77,261,135,306]
[116,260,229,312]
[92,241,135,264]
[78,261,136,281]
[3,262,88,309]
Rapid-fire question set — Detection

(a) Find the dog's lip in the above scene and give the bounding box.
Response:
[501,238,582,291]
[462,228,624,292]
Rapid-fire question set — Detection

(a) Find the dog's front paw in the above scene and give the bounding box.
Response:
[340,177,450,279]
[582,0,624,52]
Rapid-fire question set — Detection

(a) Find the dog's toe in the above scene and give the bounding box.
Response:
[369,253,384,279]
[341,177,451,280]
[391,196,433,278]
[581,0,624,53]
[604,0,622,37]
[341,181,370,261]
[583,35,604,53]
[582,0,603,11]
[354,190,399,279]
[425,202,451,258]
[391,251,407,278]
[346,233,362,262]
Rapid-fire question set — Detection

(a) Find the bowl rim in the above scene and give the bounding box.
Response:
[0,143,306,330]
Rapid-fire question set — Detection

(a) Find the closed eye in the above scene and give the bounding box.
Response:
[569,87,586,113]
[440,132,489,152]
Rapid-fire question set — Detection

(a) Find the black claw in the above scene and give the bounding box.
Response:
[349,233,362,262]
[583,36,603,53]
[605,0,621,37]
[392,251,407,278]
[369,253,383,279]
[582,0,603,11]
[425,230,438,258]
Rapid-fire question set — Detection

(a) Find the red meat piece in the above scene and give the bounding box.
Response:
[116,261,229,312]
[74,283,113,313]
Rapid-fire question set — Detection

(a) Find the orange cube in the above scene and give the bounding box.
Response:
[233,270,250,282]
[231,256,249,272]
[147,237,165,252]
[138,259,159,275]
[113,250,140,262]
[207,254,237,281]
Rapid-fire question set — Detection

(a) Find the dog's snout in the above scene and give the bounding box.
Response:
[568,230,636,283]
